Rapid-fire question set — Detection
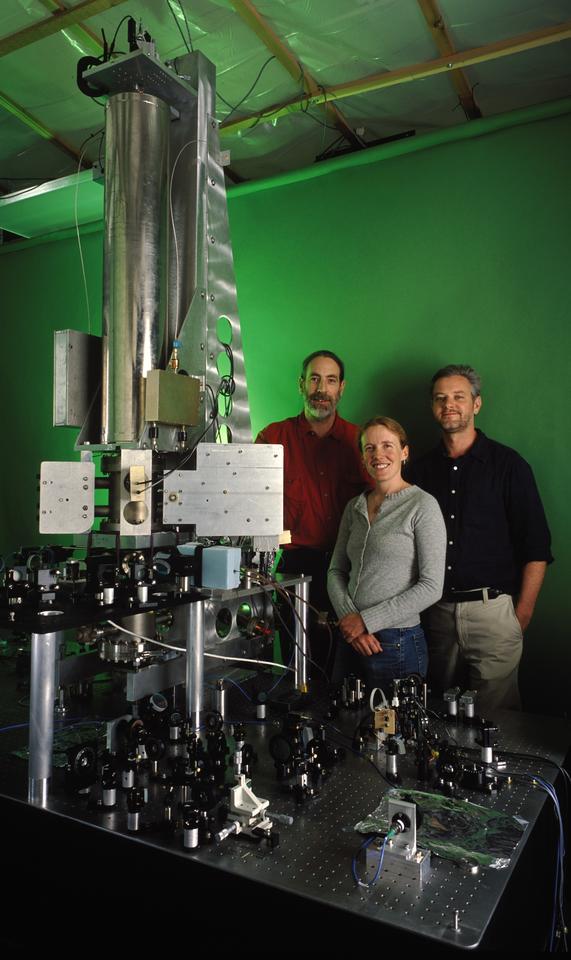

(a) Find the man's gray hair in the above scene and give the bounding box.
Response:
[431,364,482,398]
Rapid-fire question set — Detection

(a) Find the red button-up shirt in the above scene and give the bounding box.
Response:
[256,413,371,551]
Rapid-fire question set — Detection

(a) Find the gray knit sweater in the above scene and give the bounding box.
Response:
[327,485,446,634]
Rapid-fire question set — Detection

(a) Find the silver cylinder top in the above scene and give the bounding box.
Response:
[102,91,171,444]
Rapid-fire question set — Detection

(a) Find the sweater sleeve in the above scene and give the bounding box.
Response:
[361,495,446,634]
[327,501,360,619]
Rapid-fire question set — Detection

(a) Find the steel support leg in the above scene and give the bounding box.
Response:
[28,631,62,806]
[294,576,309,693]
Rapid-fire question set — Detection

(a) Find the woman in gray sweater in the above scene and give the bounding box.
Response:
[327,416,446,687]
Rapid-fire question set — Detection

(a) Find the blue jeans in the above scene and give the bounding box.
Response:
[361,625,428,688]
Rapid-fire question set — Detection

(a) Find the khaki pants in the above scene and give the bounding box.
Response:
[426,594,523,717]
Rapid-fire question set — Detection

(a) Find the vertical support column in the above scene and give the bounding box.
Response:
[294,576,309,693]
[28,631,61,807]
[185,600,205,730]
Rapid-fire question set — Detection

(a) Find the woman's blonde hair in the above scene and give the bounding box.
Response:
[359,416,409,451]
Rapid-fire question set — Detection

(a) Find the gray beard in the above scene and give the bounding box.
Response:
[305,398,335,421]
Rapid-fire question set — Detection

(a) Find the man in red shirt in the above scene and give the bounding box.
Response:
[256,350,368,676]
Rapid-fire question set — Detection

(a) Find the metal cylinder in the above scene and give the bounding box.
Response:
[101,91,170,444]
[127,811,140,832]
[183,826,199,850]
[386,753,398,778]
[214,679,226,720]
[184,601,205,730]
[482,745,493,765]
[294,577,309,692]
[122,768,135,789]
[28,632,61,806]
[102,787,117,808]
[137,584,149,604]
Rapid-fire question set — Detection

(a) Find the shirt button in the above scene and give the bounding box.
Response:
[453,465,458,471]
[447,565,452,570]
[451,489,456,494]
[324,493,328,497]
[450,514,455,519]
[449,540,454,545]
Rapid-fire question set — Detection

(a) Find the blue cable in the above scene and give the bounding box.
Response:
[510,772,566,952]
[267,650,295,695]
[352,832,392,889]
[0,718,103,735]
[221,676,253,702]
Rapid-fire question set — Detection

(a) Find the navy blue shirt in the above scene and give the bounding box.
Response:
[408,431,553,596]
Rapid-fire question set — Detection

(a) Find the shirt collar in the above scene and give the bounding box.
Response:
[298,411,344,439]
[438,429,489,462]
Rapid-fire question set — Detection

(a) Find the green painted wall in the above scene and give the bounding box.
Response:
[1,109,569,713]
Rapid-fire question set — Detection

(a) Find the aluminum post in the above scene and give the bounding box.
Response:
[185,601,205,730]
[294,576,309,693]
[28,631,61,806]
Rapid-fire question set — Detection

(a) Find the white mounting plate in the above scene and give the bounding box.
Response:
[39,461,95,534]
[162,443,283,536]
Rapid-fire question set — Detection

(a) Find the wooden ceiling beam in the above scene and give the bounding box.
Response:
[416,0,481,119]
[229,0,363,148]
[0,0,127,58]
[38,0,104,55]
[221,18,571,134]
[0,90,83,165]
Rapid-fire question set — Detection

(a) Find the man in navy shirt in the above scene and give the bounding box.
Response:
[409,364,552,715]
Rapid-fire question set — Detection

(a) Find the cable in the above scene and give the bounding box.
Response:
[500,770,566,951]
[352,829,395,889]
[249,571,334,681]
[137,356,230,494]
[108,15,132,57]
[264,587,330,687]
[167,0,193,54]
[138,413,216,493]
[219,676,252,702]
[178,0,194,53]
[0,718,104,735]
[74,129,103,334]
[204,382,220,441]
[370,686,389,710]
[106,619,184,653]
[267,650,295,695]
[222,56,276,124]
[168,138,205,338]
[205,652,293,672]
[106,619,294,672]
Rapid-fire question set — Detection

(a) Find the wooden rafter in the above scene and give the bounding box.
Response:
[222,18,571,134]
[0,0,126,58]
[229,0,363,148]
[416,0,481,119]
[0,0,105,170]
[38,0,103,55]
[0,90,82,165]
